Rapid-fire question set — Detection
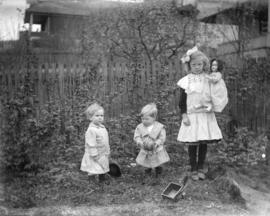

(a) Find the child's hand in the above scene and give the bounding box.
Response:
[93,154,100,161]
[137,141,144,148]
[182,114,190,126]
[205,104,212,112]
[206,72,222,83]
[97,155,108,170]
[143,139,155,151]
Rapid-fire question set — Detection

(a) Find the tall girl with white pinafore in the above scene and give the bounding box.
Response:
[177,47,228,181]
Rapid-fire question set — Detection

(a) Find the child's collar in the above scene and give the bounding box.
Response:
[90,122,105,128]
[138,121,164,138]
[190,72,205,75]
[143,122,155,128]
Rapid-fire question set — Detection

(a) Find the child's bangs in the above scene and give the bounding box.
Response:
[190,51,210,71]
[141,111,156,118]
[85,103,104,119]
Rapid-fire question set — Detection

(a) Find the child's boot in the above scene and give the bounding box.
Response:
[155,166,163,177]
[191,171,199,181]
[88,175,96,183]
[198,165,208,180]
[197,169,206,180]
[145,168,152,175]
[99,174,110,184]
[98,174,106,182]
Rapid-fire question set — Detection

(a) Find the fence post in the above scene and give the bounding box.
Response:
[7,66,13,99]
[266,127,270,166]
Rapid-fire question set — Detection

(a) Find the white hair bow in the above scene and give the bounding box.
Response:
[181,46,198,63]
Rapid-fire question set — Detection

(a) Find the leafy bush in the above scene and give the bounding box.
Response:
[1,96,65,172]
[211,127,268,166]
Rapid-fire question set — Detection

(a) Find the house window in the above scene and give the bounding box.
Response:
[257,9,268,34]
[32,24,42,32]
[259,20,267,34]
[27,14,50,34]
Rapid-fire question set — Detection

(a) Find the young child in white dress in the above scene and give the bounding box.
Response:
[134,103,170,177]
[80,103,110,183]
[178,47,228,181]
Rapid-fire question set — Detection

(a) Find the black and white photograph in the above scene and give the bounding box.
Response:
[0,0,270,215]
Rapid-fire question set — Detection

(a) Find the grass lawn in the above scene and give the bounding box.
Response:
[2,141,270,216]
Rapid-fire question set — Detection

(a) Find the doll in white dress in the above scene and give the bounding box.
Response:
[207,58,228,112]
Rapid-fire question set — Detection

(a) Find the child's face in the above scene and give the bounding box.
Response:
[91,109,104,125]
[211,60,218,72]
[141,114,155,127]
[190,58,204,74]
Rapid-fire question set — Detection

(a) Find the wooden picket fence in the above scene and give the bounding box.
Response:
[0,59,184,124]
[0,58,270,133]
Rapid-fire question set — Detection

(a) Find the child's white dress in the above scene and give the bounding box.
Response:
[80,123,110,175]
[134,121,170,168]
[177,73,224,143]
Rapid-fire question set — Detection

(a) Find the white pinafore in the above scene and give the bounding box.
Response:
[177,73,223,143]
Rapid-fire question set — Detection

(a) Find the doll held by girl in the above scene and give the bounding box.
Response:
[206,58,228,113]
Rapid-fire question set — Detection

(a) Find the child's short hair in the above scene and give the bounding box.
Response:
[140,103,158,118]
[85,103,104,120]
[210,58,223,72]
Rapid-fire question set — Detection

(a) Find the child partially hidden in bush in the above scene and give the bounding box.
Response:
[134,103,170,177]
[80,103,110,183]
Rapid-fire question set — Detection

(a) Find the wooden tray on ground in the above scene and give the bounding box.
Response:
[161,176,189,200]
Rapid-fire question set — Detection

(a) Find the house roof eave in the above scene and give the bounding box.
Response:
[24,1,93,23]
[24,11,90,24]
[198,0,268,23]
